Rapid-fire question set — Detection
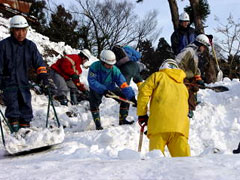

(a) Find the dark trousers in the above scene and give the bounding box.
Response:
[89,88,129,111]
[3,88,33,120]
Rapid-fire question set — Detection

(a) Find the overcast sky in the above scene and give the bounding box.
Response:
[53,0,240,46]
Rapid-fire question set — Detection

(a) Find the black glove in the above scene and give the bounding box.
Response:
[130,96,137,107]
[38,73,49,88]
[103,90,113,97]
[138,115,148,126]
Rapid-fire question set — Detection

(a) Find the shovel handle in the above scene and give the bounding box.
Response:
[138,124,146,152]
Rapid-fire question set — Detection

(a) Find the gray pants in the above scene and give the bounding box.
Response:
[50,70,78,97]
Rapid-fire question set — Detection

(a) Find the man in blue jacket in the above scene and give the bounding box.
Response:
[0,15,49,132]
[88,50,136,130]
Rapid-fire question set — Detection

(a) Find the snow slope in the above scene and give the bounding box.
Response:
[0,15,240,180]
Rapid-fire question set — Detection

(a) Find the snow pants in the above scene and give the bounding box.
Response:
[3,88,33,120]
[50,70,78,97]
[149,132,190,157]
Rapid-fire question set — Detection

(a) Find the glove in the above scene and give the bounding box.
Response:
[77,83,87,92]
[138,115,148,126]
[71,74,80,84]
[196,80,205,88]
[38,73,49,88]
[71,74,87,92]
[130,96,137,107]
[103,90,113,97]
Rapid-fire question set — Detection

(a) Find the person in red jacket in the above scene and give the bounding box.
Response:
[50,49,94,105]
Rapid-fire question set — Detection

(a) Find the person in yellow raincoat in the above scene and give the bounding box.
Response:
[137,59,190,157]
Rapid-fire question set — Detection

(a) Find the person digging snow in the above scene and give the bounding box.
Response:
[137,59,190,157]
[175,34,211,118]
[111,45,143,120]
[0,15,49,132]
[88,49,137,130]
[50,49,94,106]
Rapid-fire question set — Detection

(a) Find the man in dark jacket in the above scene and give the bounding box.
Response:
[171,12,197,56]
[0,15,49,132]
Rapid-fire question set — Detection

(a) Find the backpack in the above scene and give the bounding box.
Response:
[122,46,141,62]
[112,45,141,67]
[112,45,128,61]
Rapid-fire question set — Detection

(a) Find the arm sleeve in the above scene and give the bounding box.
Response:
[88,67,107,94]
[171,31,179,55]
[137,73,157,116]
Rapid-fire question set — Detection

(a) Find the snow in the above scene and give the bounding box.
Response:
[0,15,240,180]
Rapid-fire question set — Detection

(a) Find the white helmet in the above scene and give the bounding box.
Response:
[81,49,92,60]
[195,34,211,47]
[10,15,29,28]
[179,12,190,21]
[100,50,116,65]
[159,59,178,70]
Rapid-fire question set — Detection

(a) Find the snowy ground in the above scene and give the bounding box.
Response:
[0,15,240,180]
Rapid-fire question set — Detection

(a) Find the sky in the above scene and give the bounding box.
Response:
[0,13,240,179]
[53,0,240,45]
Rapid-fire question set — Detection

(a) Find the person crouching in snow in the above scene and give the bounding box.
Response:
[0,15,49,132]
[50,49,94,105]
[88,50,137,130]
[137,59,190,157]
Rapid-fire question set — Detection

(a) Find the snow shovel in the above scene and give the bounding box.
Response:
[138,121,146,152]
[212,42,223,81]
[2,88,64,155]
[105,91,136,105]
[185,83,229,92]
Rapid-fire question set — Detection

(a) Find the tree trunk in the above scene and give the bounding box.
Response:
[189,0,204,33]
[167,0,179,30]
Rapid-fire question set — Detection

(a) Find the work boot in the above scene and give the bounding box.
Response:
[55,95,68,106]
[8,118,20,133]
[70,92,78,105]
[188,110,194,118]
[119,108,134,125]
[91,110,103,130]
[233,142,240,154]
[19,118,31,128]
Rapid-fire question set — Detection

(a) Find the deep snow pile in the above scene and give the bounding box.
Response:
[0,14,240,179]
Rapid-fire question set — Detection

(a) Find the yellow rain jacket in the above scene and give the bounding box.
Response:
[137,68,189,138]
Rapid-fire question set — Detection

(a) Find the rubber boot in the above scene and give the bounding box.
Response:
[70,92,78,105]
[19,118,31,128]
[91,110,103,130]
[233,142,240,154]
[119,108,134,125]
[8,118,20,133]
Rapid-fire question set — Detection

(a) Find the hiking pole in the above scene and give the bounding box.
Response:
[46,88,60,128]
[138,122,146,152]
